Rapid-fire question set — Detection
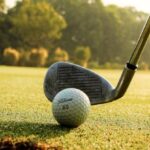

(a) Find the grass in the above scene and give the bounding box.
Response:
[0,66,150,149]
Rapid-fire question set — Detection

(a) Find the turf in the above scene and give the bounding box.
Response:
[0,66,150,149]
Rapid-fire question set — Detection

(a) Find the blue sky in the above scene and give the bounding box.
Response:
[5,0,150,14]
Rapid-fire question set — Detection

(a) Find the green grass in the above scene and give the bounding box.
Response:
[0,66,150,149]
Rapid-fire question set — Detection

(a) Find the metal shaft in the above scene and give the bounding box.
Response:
[129,16,150,66]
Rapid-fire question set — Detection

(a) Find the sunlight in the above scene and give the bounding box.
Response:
[103,0,150,13]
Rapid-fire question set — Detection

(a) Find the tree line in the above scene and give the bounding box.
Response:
[0,0,149,69]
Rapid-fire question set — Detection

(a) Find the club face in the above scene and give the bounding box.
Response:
[44,62,114,105]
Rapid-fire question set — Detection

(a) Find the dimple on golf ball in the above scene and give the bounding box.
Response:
[52,88,91,127]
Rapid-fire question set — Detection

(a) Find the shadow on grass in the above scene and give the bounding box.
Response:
[0,121,71,139]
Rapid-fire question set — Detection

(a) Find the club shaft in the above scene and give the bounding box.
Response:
[129,16,150,65]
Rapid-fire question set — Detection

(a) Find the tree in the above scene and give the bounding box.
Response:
[0,0,9,57]
[6,0,67,50]
[48,0,106,61]
[0,0,5,13]
[102,5,149,64]
[0,0,149,67]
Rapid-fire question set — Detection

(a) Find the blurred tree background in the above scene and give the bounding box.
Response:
[0,0,149,69]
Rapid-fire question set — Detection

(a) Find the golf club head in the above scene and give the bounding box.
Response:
[44,62,114,105]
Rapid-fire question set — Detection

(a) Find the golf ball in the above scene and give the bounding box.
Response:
[52,88,91,127]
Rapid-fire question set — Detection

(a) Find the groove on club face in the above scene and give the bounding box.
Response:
[44,62,114,105]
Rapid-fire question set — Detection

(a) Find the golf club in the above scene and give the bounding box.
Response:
[44,16,150,105]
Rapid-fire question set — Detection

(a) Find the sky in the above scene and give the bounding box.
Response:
[102,0,150,14]
[5,0,150,14]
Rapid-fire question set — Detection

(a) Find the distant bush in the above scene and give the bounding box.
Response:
[54,48,69,61]
[18,50,30,66]
[88,61,100,69]
[28,48,48,67]
[47,48,69,65]
[74,46,91,67]
[3,48,20,66]
[100,62,124,69]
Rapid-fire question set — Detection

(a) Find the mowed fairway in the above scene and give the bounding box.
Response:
[0,66,150,150]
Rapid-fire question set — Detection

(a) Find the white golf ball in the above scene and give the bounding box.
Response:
[52,88,91,127]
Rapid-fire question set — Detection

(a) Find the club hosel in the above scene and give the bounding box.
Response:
[113,63,138,99]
